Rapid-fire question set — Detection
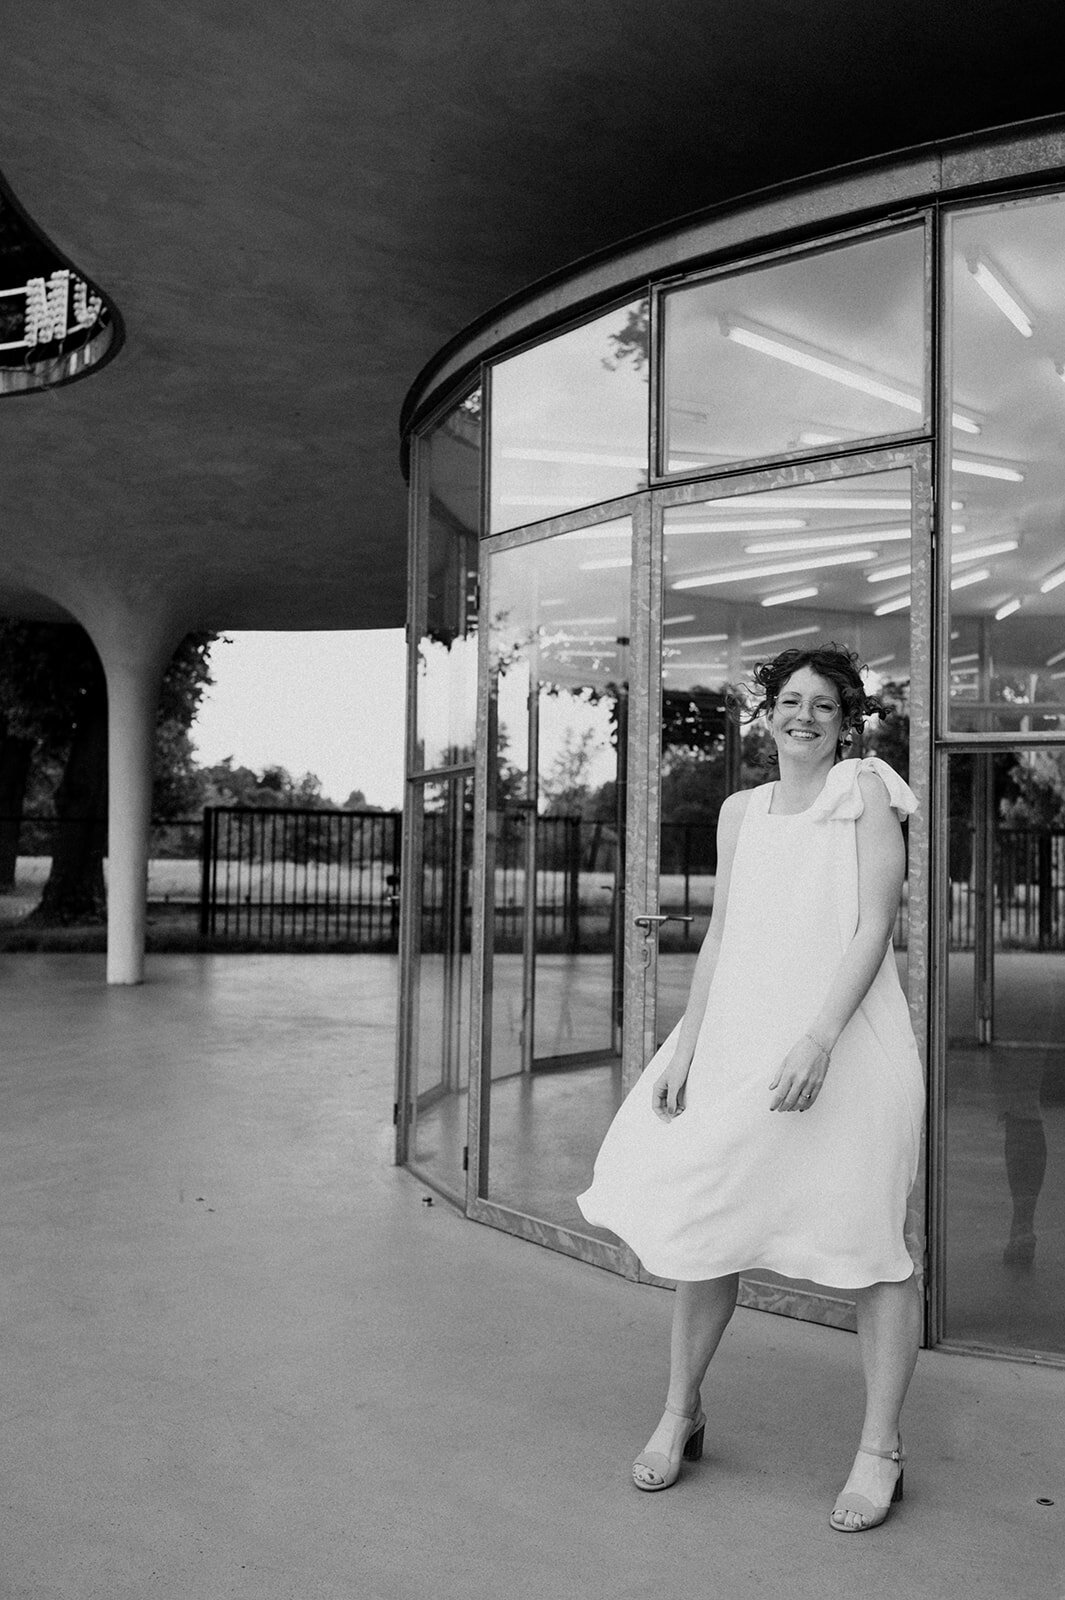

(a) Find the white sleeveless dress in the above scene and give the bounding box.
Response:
[576,757,925,1288]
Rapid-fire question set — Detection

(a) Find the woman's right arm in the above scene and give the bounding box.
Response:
[653,787,750,1121]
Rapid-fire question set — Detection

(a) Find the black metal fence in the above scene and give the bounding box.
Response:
[3,811,1064,953]
[200,807,402,947]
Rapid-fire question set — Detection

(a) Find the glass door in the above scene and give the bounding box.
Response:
[468,502,651,1270]
[643,452,933,1325]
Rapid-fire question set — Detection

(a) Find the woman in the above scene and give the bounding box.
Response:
[577,643,924,1532]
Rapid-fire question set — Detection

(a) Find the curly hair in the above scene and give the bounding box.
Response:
[729,641,886,762]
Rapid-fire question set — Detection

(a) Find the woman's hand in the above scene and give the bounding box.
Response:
[653,1051,692,1121]
[769,1032,831,1112]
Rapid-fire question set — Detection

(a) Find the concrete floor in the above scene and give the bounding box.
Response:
[2,955,1063,1600]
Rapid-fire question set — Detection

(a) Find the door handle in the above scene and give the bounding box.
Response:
[633,913,694,930]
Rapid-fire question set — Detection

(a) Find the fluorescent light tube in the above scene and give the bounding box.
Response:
[722,318,924,416]
[712,493,911,511]
[672,548,877,589]
[501,447,647,468]
[1040,566,1065,594]
[950,567,991,590]
[1045,647,1065,666]
[579,556,632,570]
[950,539,1019,563]
[666,633,730,644]
[967,257,1033,338]
[760,587,820,607]
[952,456,1024,482]
[740,625,821,647]
[665,518,807,535]
[663,614,696,627]
[994,598,1021,620]
[745,529,912,554]
[874,594,911,616]
[867,562,912,584]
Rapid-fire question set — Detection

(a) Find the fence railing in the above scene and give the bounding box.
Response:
[200,807,402,947]
[3,812,1064,953]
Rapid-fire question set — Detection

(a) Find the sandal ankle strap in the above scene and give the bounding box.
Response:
[858,1442,904,1464]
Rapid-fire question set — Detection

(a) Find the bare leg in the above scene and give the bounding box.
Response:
[633,1274,738,1484]
[832,1274,920,1528]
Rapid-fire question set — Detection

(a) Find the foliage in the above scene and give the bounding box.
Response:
[999,750,1065,829]
[200,758,335,811]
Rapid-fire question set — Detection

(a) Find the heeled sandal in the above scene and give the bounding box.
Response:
[830,1440,905,1532]
[632,1404,706,1492]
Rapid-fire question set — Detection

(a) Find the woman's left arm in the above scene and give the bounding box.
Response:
[769,771,905,1113]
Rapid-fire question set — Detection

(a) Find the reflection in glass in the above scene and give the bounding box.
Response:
[663,226,925,476]
[482,520,631,1234]
[415,392,481,772]
[409,775,473,1200]
[655,471,914,1047]
[947,196,1065,732]
[489,301,649,534]
[944,751,1065,1355]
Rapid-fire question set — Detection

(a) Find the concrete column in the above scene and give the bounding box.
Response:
[87,613,181,987]
[103,654,160,983]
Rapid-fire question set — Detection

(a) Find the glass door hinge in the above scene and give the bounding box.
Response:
[463,1145,469,1171]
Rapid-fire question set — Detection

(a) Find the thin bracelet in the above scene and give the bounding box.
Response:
[804,1030,831,1057]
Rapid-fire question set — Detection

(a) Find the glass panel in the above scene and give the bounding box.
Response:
[482,518,631,1234]
[409,775,473,1200]
[944,750,1065,1356]
[656,469,914,1048]
[488,301,649,533]
[946,195,1065,733]
[663,225,925,476]
[415,393,481,772]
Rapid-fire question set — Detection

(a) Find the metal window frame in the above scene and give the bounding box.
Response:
[651,211,934,485]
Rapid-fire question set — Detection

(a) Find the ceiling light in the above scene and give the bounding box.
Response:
[499,494,595,508]
[721,317,925,417]
[865,654,896,669]
[1045,647,1065,666]
[579,556,632,570]
[740,625,821,647]
[867,562,912,584]
[663,614,696,627]
[672,548,877,589]
[797,430,844,446]
[967,257,1034,338]
[665,518,808,535]
[746,528,912,554]
[568,526,631,540]
[950,567,991,590]
[711,493,911,511]
[665,632,730,644]
[951,413,981,435]
[952,456,1024,482]
[950,539,1019,563]
[550,616,617,625]
[950,653,979,664]
[1040,566,1065,594]
[995,598,1022,621]
[664,662,727,673]
[501,447,647,468]
[760,586,820,607]
[874,594,911,616]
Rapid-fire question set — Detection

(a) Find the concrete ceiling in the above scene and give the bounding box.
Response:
[1,0,1064,640]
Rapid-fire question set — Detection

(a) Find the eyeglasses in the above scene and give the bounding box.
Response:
[774,694,841,719]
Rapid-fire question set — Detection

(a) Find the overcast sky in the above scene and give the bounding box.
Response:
[190,630,407,809]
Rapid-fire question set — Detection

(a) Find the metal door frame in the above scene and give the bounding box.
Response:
[465,495,650,1273]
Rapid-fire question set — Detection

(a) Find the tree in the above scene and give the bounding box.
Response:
[199,758,335,810]
[0,622,216,923]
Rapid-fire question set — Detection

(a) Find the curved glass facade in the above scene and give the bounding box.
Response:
[400,132,1065,1364]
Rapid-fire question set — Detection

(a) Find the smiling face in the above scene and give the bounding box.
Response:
[768,665,844,765]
